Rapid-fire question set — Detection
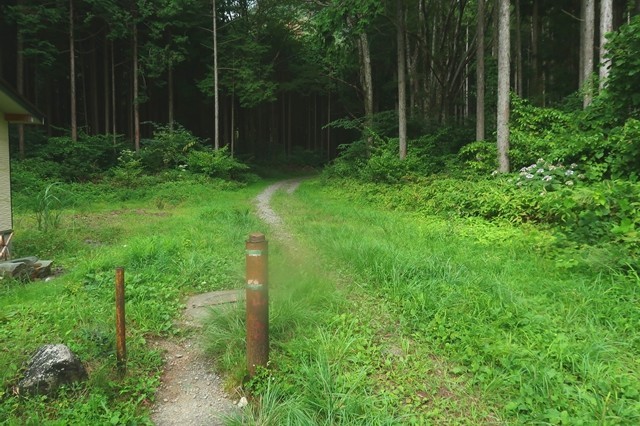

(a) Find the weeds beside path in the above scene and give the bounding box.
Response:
[212,178,501,424]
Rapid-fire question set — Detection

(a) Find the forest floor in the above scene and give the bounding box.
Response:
[150,179,302,425]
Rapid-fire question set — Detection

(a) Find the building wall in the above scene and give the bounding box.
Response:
[0,117,12,232]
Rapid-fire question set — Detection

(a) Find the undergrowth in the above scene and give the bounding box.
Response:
[0,177,264,423]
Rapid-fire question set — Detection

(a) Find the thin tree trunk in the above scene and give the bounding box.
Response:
[111,40,117,145]
[397,0,407,160]
[313,93,318,151]
[327,92,331,160]
[132,21,140,151]
[91,38,99,134]
[168,65,174,130]
[582,0,595,107]
[497,0,510,173]
[287,93,292,157]
[354,26,374,148]
[104,35,110,136]
[531,0,541,105]
[476,0,485,141]
[16,1,25,159]
[69,0,77,141]
[515,0,523,97]
[212,0,219,149]
[599,0,613,90]
[231,89,235,157]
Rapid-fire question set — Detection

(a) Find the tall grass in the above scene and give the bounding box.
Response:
[0,178,264,423]
[264,178,640,424]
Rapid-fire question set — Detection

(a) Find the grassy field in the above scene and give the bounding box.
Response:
[210,178,640,424]
[1,178,264,424]
[2,176,639,424]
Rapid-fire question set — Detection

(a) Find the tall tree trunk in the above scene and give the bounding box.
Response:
[327,92,331,160]
[599,0,613,91]
[287,93,292,157]
[231,89,235,157]
[582,0,595,108]
[132,21,140,151]
[476,0,485,141]
[168,65,174,130]
[111,40,117,145]
[212,0,219,149]
[16,1,25,159]
[104,35,110,136]
[91,38,99,134]
[69,0,77,141]
[397,0,407,160]
[515,0,523,97]
[497,0,510,173]
[531,0,541,105]
[354,26,373,148]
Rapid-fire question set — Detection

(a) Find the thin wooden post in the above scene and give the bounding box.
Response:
[245,233,268,378]
[115,267,126,373]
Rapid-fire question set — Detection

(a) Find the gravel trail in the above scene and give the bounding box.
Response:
[150,179,303,425]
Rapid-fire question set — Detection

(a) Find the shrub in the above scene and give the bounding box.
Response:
[139,124,201,172]
[186,147,250,180]
[31,133,120,181]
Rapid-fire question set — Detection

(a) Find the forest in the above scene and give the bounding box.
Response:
[2,0,640,424]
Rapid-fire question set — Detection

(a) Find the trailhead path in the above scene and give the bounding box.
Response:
[150,178,303,425]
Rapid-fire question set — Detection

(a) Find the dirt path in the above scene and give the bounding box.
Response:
[150,179,302,425]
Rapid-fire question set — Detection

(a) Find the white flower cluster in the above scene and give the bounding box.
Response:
[512,158,583,193]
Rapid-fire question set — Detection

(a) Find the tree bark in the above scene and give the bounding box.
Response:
[104,35,110,136]
[168,65,174,130]
[515,0,523,97]
[531,0,541,105]
[69,0,77,142]
[212,0,219,149]
[133,21,140,151]
[111,40,117,145]
[599,0,613,91]
[17,0,25,159]
[497,0,510,173]
[476,0,485,141]
[582,0,595,108]
[397,0,407,160]
[354,26,374,148]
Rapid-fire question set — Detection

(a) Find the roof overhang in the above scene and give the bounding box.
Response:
[0,78,44,125]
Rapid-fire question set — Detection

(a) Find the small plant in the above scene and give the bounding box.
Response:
[511,158,584,193]
[35,183,63,231]
[111,150,144,187]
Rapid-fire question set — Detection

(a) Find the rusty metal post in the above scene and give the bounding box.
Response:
[246,233,268,378]
[115,267,126,372]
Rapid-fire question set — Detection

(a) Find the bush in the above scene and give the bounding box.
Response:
[30,133,120,181]
[139,124,201,172]
[186,147,251,180]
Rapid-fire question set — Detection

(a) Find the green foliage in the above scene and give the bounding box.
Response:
[602,15,640,121]
[2,177,261,423]
[457,141,497,175]
[35,183,64,232]
[29,133,120,182]
[186,147,251,181]
[514,159,584,193]
[139,124,200,172]
[289,178,640,424]
[110,149,145,188]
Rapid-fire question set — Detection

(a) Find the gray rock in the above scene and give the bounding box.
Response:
[18,344,88,395]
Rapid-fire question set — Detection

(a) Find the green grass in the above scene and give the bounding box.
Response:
[1,178,265,424]
[4,175,639,424]
[235,177,639,424]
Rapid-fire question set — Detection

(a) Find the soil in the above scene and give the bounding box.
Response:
[150,179,301,425]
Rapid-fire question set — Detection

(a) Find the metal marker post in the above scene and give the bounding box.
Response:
[245,233,269,378]
[115,267,126,373]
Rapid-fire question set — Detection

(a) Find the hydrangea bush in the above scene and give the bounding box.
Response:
[509,159,584,193]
